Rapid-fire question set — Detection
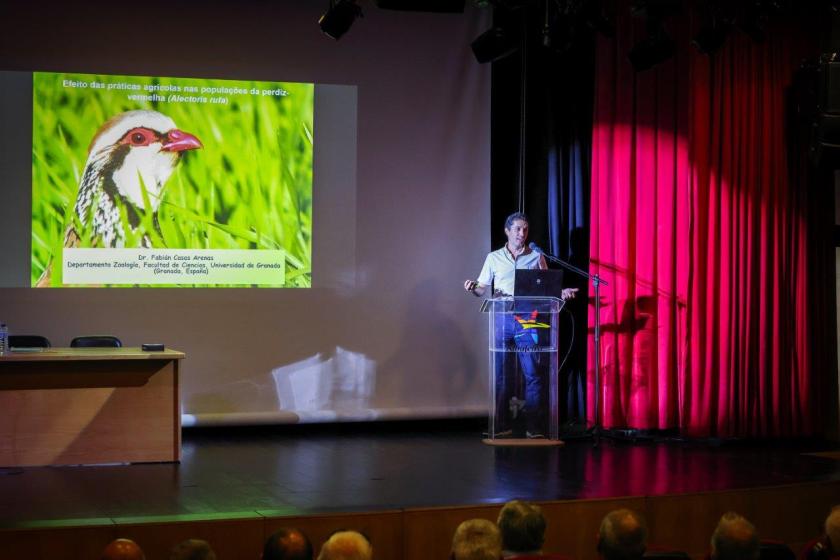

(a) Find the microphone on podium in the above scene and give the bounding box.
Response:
[529,243,556,264]
[528,242,544,254]
[529,242,569,269]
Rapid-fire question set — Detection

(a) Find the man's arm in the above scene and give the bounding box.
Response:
[465,253,494,298]
[464,279,489,297]
[538,255,577,300]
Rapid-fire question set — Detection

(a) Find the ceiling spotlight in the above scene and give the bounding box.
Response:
[581,0,616,38]
[630,0,682,19]
[628,22,675,71]
[319,0,363,40]
[737,2,766,43]
[471,26,519,64]
[373,0,465,12]
[628,1,678,71]
[692,19,731,54]
[543,14,577,53]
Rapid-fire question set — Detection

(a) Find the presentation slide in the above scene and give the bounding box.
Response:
[31,71,314,288]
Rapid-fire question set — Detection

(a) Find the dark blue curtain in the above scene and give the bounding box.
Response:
[490,3,596,424]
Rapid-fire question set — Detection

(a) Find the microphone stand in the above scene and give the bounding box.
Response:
[531,244,608,445]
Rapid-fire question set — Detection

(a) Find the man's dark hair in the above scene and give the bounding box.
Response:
[264,528,314,560]
[597,509,648,560]
[169,539,215,560]
[504,212,529,230]
[711,512,759,560]
[497,500,546,553]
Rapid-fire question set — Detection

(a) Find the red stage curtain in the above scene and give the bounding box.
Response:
[588,9,819,437]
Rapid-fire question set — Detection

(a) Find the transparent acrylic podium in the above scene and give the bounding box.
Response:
[481,296,565,445]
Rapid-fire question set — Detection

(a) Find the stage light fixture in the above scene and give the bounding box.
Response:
[628,23,675,71]
[630,0,682,20]
[471,26,518,64]
[319,0,363,40]
[628,1,678,71]
[692,19,731,54]
[580,0,615,38]
[737,1,766,43]
[543,14,577,53]
[373,0,465,12]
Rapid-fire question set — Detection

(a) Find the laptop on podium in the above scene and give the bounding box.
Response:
[514,269,564,297]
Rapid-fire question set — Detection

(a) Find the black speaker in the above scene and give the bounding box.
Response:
[819,60,840,114]
[810,115,840,167]
[810,58,840,167]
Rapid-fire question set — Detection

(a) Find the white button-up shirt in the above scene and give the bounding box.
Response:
[477,245,547,296]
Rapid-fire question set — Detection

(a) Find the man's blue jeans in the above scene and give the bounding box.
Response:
[494,313,545,435]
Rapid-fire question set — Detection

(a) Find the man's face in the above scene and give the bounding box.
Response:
[505,219,528,250]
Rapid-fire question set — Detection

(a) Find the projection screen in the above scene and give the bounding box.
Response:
[0,1,492,425]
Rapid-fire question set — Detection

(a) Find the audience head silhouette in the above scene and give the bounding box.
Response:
[451,518,502,560]
[317,530,372,560]
[264,528,314,560]
[497,500,546,555]
[598,509,648,560]
[101,538,146,560]
[711,512,760,560]
[169,538,216,560]
[826,506,840,552]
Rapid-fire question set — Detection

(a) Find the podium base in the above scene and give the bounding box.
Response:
[481,438,564,447]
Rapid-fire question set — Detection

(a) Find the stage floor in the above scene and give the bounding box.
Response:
[1,421,840,525]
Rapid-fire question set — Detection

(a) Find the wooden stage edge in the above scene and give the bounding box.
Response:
[1,479,838,560]
[482,437,565,446]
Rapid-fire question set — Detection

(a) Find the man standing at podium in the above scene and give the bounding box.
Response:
[464,212,576,438]
[464,212,546,300]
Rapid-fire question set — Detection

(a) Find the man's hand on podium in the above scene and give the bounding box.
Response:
[561,288,579,300]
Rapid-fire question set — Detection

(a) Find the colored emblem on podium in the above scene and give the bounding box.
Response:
[513,309,550,345]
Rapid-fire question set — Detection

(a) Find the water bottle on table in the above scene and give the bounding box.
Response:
[0,323,7,356]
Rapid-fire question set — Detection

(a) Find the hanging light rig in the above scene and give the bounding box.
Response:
[319,0,363,40]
